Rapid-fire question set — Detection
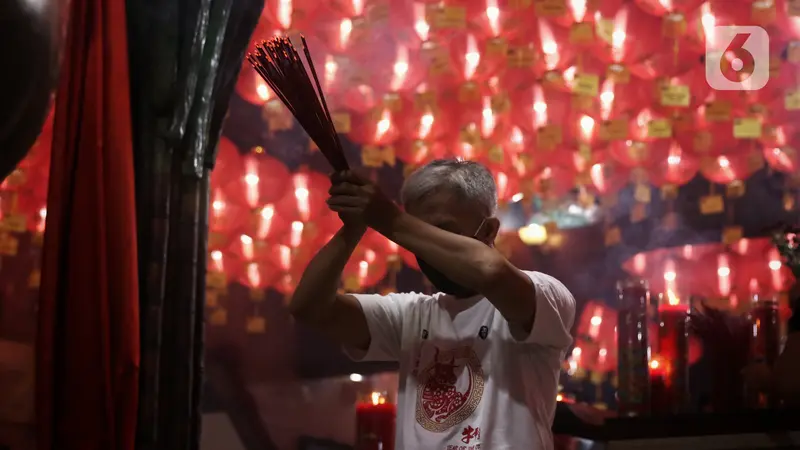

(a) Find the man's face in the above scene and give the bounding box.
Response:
[405,191,499,244]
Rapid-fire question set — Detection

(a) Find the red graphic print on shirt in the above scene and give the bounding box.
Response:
[415,346,484,433]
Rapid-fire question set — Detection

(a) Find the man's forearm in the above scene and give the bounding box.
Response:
[289,225,364,320]
[375,212,505,292]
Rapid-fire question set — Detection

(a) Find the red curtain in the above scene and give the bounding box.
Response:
[35,0,140,447]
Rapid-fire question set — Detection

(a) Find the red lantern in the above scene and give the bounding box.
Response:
[274,169,330,223]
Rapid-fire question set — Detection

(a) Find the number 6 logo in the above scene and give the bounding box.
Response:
[705,26,770,91]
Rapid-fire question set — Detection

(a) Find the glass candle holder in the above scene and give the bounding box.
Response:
[746,292,781,409]
[355,391,396,450]
[652,290,690,415]
[616,278,652,417]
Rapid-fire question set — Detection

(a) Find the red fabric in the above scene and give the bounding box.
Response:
[35,0,140,447]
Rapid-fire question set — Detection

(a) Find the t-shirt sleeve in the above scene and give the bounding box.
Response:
[342,293,415,362]
[509,271,576,349]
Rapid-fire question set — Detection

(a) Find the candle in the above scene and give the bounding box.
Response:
[649,357,669,414]
[356,392,396,450]
[745,291,781,409]
[616,279,651,417]
[654,290,690,414]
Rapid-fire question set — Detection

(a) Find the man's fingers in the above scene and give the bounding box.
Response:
[331,170,366,185]
[329,183,361,196]
[328,205,363,214]
[326,196,366,207]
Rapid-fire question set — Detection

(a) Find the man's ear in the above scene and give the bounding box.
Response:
[482,217,501,245]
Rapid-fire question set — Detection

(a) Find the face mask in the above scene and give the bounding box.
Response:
[415,219,487,299]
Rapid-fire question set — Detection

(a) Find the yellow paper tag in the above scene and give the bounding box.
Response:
[726,180,746,198]
[570,22,594,43]
[332,112,351,134]
[705,100,732,122]
[537,125,562,149]
[458,82,481,103]
[343,275,361,292]
[634,184,652,203]
[206,272,227,289]
[699,194,724,215]
[722,226,744,245]
[661,184,679,199]
[487,145,505,164]
[790,0,800,16]
[246,316,267,334]
[1,214,27,233]
[249,287,265,301]
[789,42,800,63]
[414,91,436,111]
[630,203,648,223]
[752,1,776,24]
[662,13,687,38]
[606,64,630,84]
[627,141,648,162]
[660,84,690,107]
[209,308,228,326]
[361,145,396,168]
[604,227,621,246]
[507,45,536,68]
[206,290,219,307]
[733,117,762,139]
[486,37,508,56]
[785,89,800,110]
[662,212,678,229]
[534,0,567,16]
[509,0,533,8]
[647,119,673,139]
[596,19,615,46]
[578,144,592,161]
[383,93,402,112]
[366,3,389,23]
[491,93,511,114]
[573,74,600,97]
[432,6,466,29]
[599,119,628,141]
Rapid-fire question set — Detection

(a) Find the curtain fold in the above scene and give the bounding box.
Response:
[126,0,262,448]
[35,0,140,447]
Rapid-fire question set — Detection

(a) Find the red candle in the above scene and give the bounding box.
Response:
[654,292,690,415]
[356,392,396,450]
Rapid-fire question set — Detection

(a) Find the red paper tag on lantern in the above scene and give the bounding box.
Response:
[332,112,352,133]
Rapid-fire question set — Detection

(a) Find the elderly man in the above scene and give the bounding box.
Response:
[291,159,576,449]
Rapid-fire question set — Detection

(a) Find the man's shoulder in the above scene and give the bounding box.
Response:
[523,271,576,303]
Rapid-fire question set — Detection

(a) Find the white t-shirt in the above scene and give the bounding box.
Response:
[345,271,576,450]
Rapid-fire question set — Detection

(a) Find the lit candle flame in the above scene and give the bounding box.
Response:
[464,35,480,80]
[391,46,410,91]
[211,250,224,272]
[247,263,261,288]
[240,234,254,261]
[277,0,292,30]
[257,205,275,239]
[486,0,500,36]
[339,18,353,49]
[413,3,430,41]
[481,96,495,137]
[290,221,304,248]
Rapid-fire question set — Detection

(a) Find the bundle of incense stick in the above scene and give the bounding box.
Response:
[247,35,349,171]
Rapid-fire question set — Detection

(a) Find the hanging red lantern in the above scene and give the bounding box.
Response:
[648,141,701,186]
[274,169,330,224]
[222,152,291,212]
[397,139,449,166]
[260,0,326,31]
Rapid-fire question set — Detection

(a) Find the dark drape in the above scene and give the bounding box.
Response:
[35,0,140,447]
[125,0,263,448]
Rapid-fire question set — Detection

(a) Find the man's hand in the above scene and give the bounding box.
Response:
[327,171,400,230]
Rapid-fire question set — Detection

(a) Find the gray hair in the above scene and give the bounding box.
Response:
[400,159,498,216]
